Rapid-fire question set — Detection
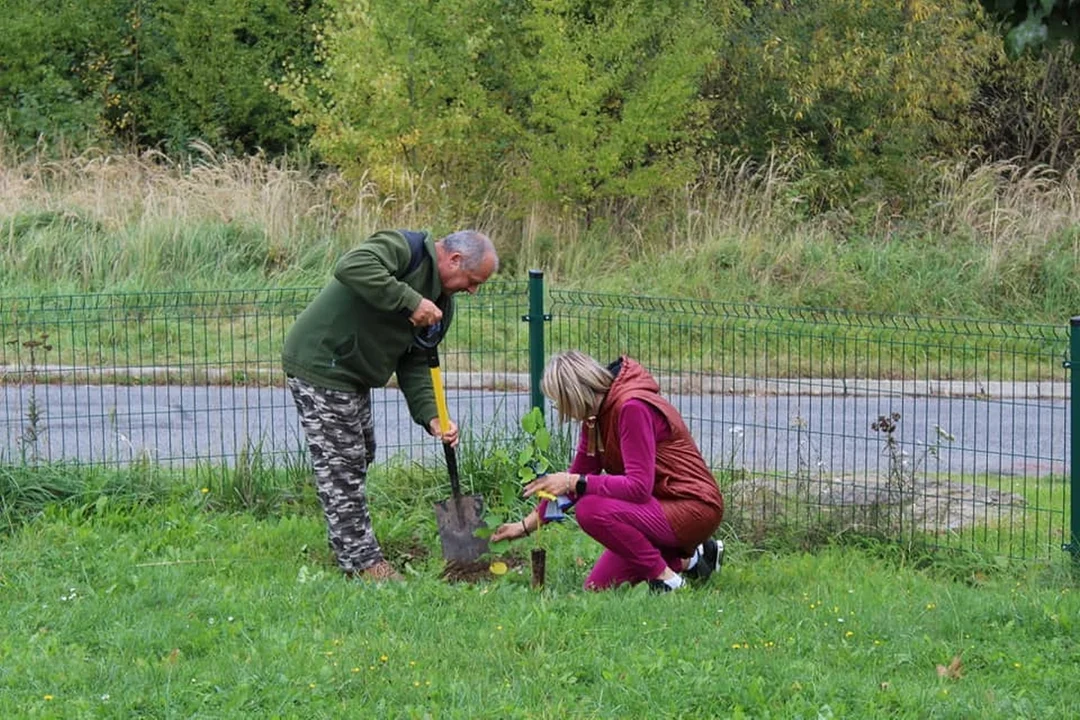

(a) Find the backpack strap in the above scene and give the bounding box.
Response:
[398,230,451,345]
[399,230,429,277]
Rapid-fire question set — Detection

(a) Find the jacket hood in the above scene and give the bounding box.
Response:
[602,356,661,412]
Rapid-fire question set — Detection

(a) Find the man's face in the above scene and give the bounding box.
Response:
[439,252,496,295]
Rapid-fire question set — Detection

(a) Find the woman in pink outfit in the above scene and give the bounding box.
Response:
[492,351,725,591]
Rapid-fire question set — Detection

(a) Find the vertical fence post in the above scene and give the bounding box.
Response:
[524,270,549,414]
[1068,317,1080,560]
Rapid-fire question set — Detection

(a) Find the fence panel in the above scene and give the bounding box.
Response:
[1,284,1070,560]
[0,284,529,469]
[546,290,1070,561]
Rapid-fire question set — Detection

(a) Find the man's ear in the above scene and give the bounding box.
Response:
[448,252,463,269]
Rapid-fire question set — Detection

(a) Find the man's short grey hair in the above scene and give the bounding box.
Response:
[442,230,499,272]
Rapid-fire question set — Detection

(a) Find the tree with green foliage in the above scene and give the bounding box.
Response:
[703,0,1003,212]
[0,0,320,154]
[504,0,734,208]
[138,0,320,154]
[281,0,516,198]
[283,0,735,211]
[0,0,130,146]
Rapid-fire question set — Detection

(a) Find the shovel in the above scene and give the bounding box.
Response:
[428,347,489,564]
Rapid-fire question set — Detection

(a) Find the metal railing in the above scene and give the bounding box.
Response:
[0,278,1073,561]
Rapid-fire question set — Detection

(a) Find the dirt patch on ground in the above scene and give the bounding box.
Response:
[728,474,1027,534]
[440,554,528,584]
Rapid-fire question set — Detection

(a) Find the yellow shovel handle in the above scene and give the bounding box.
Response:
[431,364,450,435]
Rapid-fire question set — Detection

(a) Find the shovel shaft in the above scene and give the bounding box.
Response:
[428,347,462,498]
[444,442,461,497]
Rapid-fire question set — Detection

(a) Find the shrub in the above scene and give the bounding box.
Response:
[972,40,1080,171]
[503,0,735,208]
[703,0,1003,213]
[0,0,320,154]
[0,0,129,147]
[282,0,515,199]
[284,0,736,211]
[137,0,320,154]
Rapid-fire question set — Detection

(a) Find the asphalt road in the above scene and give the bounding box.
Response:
[1,382,1068,480]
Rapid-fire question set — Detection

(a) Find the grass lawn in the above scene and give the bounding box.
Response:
[2,488,1079,719]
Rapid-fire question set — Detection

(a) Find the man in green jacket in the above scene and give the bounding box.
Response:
[283,229,498,581]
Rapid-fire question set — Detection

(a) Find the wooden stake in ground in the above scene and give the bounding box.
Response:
[531,548,546,588]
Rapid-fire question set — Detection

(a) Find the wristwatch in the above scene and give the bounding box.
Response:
[575,473,588,497]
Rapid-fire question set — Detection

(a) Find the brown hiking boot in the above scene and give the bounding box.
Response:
[358,560,405,582]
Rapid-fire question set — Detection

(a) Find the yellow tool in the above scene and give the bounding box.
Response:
[428,347,489,564]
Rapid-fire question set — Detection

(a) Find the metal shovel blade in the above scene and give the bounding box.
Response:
[433,494,489,564]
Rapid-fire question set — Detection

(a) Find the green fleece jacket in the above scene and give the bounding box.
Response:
[281,229,452,428]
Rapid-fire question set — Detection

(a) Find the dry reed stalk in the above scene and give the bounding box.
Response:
[2,141,1079,290]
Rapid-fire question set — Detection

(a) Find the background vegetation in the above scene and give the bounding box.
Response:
[2,1,1078,209]
[2,146,1077,323]
[2,0,1080,322]
[0,0,319,154]
[3,6,1079,712]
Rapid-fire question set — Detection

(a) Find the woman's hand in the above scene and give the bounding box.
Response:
[523,471,575,499]
[491,520,529,543]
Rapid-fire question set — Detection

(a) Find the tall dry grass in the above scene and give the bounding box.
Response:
[930,156,1080,268]
[3,141,355,253]
[2,140,1078,319]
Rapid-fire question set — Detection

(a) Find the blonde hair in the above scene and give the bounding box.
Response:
[541,351,614,422]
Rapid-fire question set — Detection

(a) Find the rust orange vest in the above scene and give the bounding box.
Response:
[592,357,724,553]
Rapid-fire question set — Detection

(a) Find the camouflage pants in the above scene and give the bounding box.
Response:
[287,376,382,574]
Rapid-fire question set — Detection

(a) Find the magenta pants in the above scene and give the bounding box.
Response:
[573,494,685,590]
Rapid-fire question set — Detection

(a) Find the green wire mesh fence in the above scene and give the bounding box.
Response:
[0,286,531,470]
[0,280,1072,561]
[544,287,1071,562]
